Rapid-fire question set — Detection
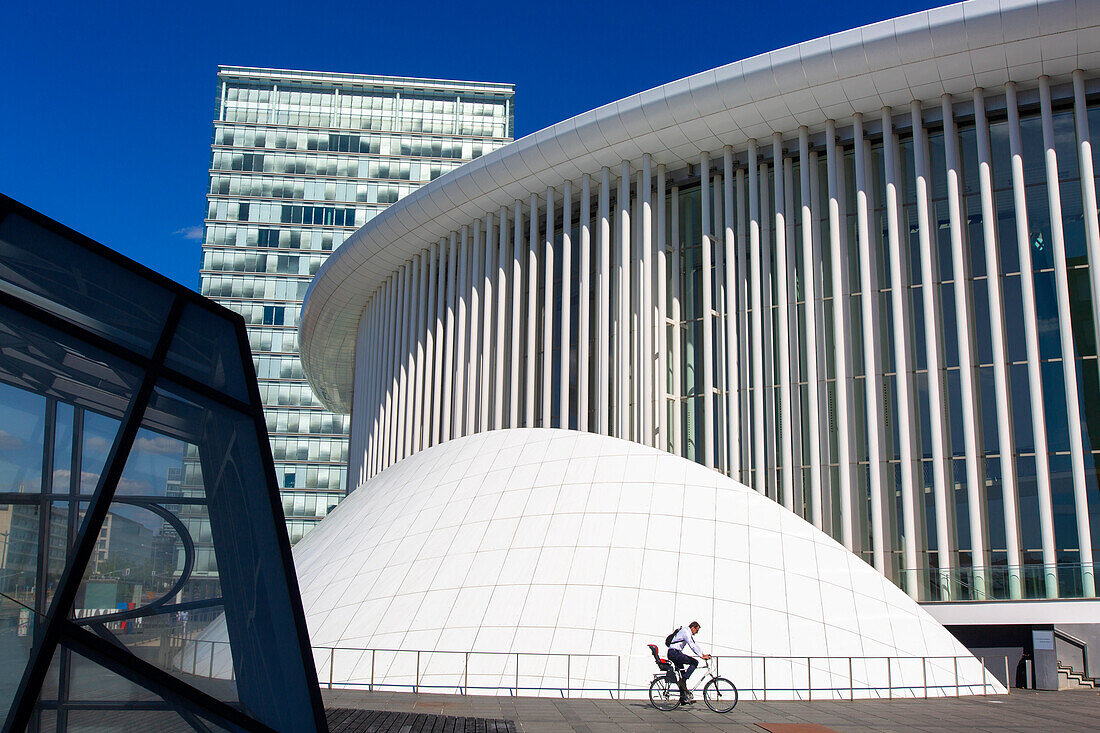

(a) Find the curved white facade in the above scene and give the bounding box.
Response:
[302,0,1100,619]
[197,429,1002,697]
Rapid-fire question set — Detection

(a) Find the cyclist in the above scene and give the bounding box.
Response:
[667,621,710,703]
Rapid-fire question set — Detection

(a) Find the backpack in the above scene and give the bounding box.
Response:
[665,626,682,646]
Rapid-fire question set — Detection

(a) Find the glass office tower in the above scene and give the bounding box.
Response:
[199,66,515,541]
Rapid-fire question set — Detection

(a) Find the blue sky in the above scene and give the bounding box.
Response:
[3,0,948,289]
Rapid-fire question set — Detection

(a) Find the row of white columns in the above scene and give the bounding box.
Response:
[351,75,1099,600]
[358,171,669,473]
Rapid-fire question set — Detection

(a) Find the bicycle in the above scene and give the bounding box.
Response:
[647,645,738,713]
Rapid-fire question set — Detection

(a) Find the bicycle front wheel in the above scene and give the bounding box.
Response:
[649,677,680,711]
[703,677,738,713]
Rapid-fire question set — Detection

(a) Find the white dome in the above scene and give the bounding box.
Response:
[269,428,999,698]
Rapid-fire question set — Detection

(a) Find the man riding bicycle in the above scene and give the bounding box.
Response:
[667,621,710,703]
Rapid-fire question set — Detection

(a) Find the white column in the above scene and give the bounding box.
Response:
[390,266,407,463]
[561,180,573,429]
[810,151,830,527]
[712,173,725,471]
[357,296,369,480]
[633,168,644,442]
[510,201,523,428]
[1040,76,1095,597]
[363,292,375,477]
[426,241,441,447]
[773,133,795,512]
[748,139,765,494]
[973,89,1022,599]
[760,160,774,498]
[723,147,739,478]
[853,115,886,572]
[467,220,483,436]
[543,187,555,427]
[495,206,508,430]
[379,278,396,472]
[700,153,715,469]
[882,110,919,596]
[1006,82,1056,597]
[1076,70,1100,388]
[598,168,611,435]
[579,174,592,432]
[454,226,469,438]
[799,128,823,530]
[784,155,802,510]
[657,165,668,451]
[912,103,952,594]
[403,255,420,458]
[942,95,986,592]
[373,288,385,473]
[398,262,414,460]
[826,119,854,549]
[391,266,408,465]
[526,194,538,427]
[413,250,429,454]
[361,300,376,482]
[641,154,654,446]
[480,213,495,433]
[618,162,631,438]
[442,234,457,442]
[369,296,382,475]
[736,168,750,483]
[671,185,683,455]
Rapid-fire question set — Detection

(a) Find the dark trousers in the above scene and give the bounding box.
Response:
[667,648,698,681]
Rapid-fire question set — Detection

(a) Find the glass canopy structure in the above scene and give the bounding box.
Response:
[0,194,326,732]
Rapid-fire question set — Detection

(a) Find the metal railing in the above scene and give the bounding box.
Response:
[907,562,1096,602]
[167,638,1007,700]
[1054,628,1091,680]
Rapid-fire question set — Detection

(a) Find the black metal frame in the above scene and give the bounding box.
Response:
[0,193,327,732]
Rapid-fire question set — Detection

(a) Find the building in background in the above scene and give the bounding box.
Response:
[200,66,515,541]
[298,0,1100,692]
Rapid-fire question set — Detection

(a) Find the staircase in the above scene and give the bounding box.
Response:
[1057,663,1098,690]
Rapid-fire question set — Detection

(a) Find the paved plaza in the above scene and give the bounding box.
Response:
[322,688,1100,732]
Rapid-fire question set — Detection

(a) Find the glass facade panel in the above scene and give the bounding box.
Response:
[0,215,174,357]
[164,303,250,403]
[0,194,324,731]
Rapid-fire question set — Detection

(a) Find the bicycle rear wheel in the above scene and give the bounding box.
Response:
[649,677,680,711]
[703,677,738,713]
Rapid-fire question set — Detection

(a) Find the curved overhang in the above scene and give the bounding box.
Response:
[300,0,1099,413]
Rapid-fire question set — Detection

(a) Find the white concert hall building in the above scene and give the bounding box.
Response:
[290,0,1100,696]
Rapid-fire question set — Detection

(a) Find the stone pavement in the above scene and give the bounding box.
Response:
[326,707,516,732]
[321,687,1100,732]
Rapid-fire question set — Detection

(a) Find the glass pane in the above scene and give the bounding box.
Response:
[80,411,122,495]
[143,379,318,731]
[0,303,143,424]
[164,302,250,402]
[0,588,44,717]
[0,211,174,356]
[0,381,46,495]
[0,503,42,602]
[38,642,240,731]
[69,428,237,700]
[43,500,83,609]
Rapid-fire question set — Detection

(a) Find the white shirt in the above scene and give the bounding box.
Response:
[668,627,703,656]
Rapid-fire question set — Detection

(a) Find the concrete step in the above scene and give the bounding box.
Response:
[1057,665,1098,690]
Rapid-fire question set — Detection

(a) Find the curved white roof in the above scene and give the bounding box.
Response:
[191,428,1001,696]
[300,0,1100,413]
